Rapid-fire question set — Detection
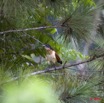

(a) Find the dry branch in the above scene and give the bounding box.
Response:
[5,53,104,83]
[0,25,61,35]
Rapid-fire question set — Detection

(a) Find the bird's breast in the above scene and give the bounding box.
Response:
[46,51,57,63]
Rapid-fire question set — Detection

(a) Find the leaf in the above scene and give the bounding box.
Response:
[22,55,34,62]
[50,28,57,34]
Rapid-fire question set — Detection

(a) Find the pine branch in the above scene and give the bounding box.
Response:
[62,80,104,100]
[5,53,104,83]
[0,25,61,35]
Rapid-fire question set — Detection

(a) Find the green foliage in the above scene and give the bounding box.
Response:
[61,1,96,42]
[0,0,104,103]
[52,70,103,103]
[0,0,97,68]
[1,78,60,103]
[61,49,89,61]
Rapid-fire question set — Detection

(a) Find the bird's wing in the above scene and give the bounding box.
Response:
[55,53,62,64]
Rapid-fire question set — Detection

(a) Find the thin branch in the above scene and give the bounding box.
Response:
[62,61,67,69]
[5,53,104,83]
[0,25,61,35]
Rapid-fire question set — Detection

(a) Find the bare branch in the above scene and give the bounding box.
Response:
[0,25,61,35]
[5,53,104,83]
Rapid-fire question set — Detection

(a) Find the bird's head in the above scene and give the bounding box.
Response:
[43,44,54,51]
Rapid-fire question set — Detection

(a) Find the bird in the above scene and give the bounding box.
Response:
[43,44,62,65]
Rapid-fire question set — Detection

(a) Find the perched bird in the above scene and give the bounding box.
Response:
[43,44,62,64]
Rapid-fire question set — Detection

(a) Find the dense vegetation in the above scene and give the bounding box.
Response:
[0,0,104,103]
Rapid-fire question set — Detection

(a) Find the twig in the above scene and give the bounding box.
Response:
[0,25,61,35]
[62,61,67,69]
[5,53,104,83]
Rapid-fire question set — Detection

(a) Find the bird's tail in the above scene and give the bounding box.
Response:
[58,60,62,64]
